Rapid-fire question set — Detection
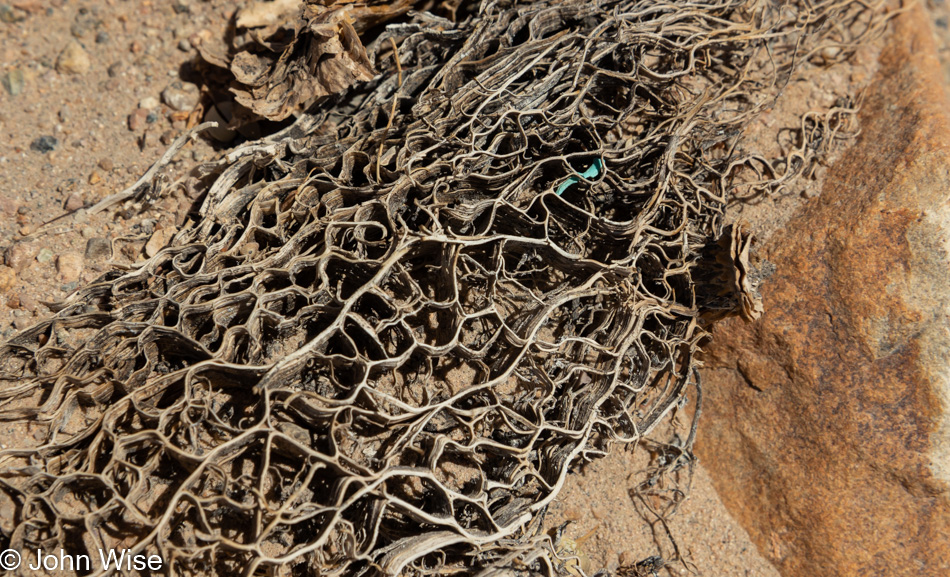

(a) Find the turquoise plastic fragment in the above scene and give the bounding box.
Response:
[555,158,603,195]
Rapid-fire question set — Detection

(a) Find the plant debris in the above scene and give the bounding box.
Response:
[0,0,888,576]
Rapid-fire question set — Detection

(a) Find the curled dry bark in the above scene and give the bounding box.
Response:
[0,0,886,575]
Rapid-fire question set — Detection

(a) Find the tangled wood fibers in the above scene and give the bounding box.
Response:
[0,0,885,575]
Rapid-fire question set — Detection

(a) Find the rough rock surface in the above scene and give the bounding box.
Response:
[697,7,950,576]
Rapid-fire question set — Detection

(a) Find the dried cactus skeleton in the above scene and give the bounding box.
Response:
[0,0,885,575]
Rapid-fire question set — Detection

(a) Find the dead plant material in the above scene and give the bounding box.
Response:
[198,0,416,122]
[0,0,888,576]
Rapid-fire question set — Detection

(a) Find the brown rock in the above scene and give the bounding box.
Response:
[56,252,83,282]
[18,293,37,313]
[128,108,149,131]
[0,266,15,293]
[84,237,112,261]
[64,193,83,211]
[56,40,91,75]
[4,242,37,272]
[144,226,175,258]
[697,8,950,577]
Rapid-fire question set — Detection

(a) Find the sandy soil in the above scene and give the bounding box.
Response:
[0,1,920,576]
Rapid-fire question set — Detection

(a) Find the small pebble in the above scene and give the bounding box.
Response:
[56,40,91,75]
[161,81,200,112]
[88,171,101,185]
[84,238,112,261]
[5,243,37,272]
[56,252,84,282]
[30,135,58,153]
[37,248,55,264]
[6,294,19,309]
[2,68,25,97]
[98,158,114,171]
[563,507,582,522]
[160,130,176,145]
[64,193,84,212]
[0,5,27,23]
[139,96,160,110]
[145,229,169,257]
[128,108,149,131]
[107,62,123,78]
[13,318,31,331]
[178,39,192,51]
[17,293,37,312]
[146,111,159,124]
[130,40,143,54]
[0,266,16,293]
[95,31,109,44]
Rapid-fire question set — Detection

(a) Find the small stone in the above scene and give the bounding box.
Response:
[2,68,25,97]
[145,227,174,257]
[56,252,83,282]
[0,5,26,23]
[5,243,37,272]
[563,507,582,521]
[130,40,143,54]
[84,237,112,261]
[36,248,54,264]
[6,294,18,309]
[64,193,84,211]
[17,293,37,312]
[18,225,31,236]
[0,266,16,293]
[80,226,95,239]
[95,31,109,44]
[13,317,31,331]
[58,106,69,122]
[591,507,607,520]
[161,81,200,112]
[30,135,58,153]
[146,111,159,124]
[239,241,259,256]
[160,130,176,145]
[69,21,90,38]
[98,158,114,172]
[139,96,159,110]
[107,62,123,78]
[56,40,91,75]
[128,108,149,131]
[177,39,192,51]
[88,171,101,185]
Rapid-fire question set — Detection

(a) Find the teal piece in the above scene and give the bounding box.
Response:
[555,158,603,195]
